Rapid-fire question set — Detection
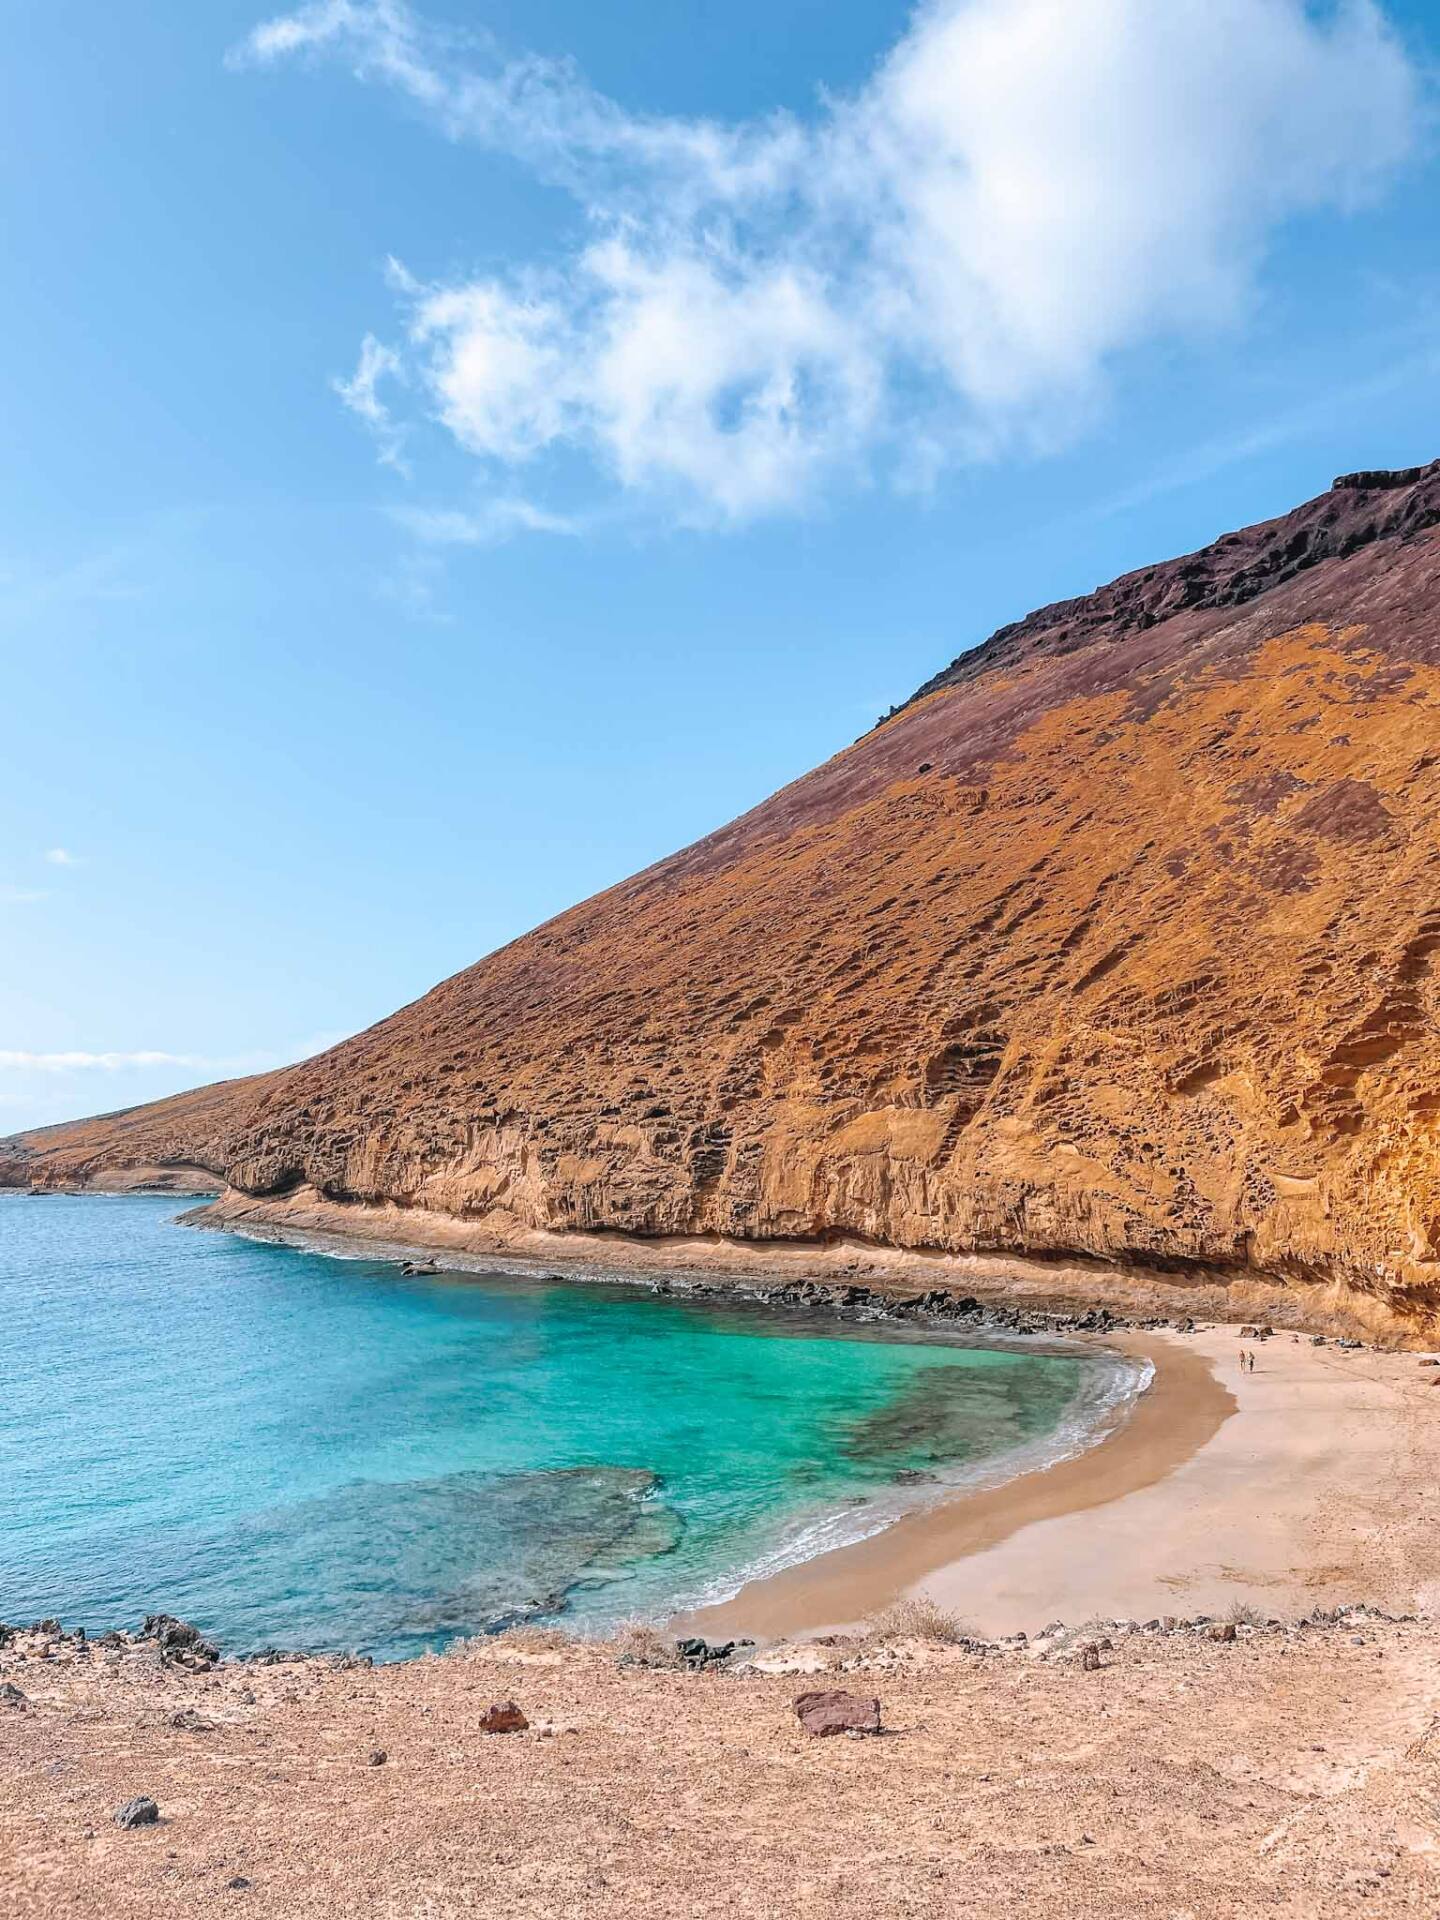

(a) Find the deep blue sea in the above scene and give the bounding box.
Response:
[0,1194,1139,1659]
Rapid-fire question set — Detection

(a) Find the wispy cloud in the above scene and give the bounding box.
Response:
[0,1033,352,1079]
[0,1050,245,1073]
[0,547,145,624]
[0,887,48,906]
[238,0,1420,527]
[43,848,81,868]
[335,331,410,471]
[391,498,584,545]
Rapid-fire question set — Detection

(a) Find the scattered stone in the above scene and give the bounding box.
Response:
[478,1700,529,1734]
[794,1689,882,1737]
[141,1614,219,1666]
[1210,1623,1238,1643]
[675,1637,736,1669]
[368,1748,387,1766]
[169,1708,213,1732]
[227,1876,252,1891]
[0,1682,29,1709]
[114,1796,160,1829]
[1080,1646,1102,1672]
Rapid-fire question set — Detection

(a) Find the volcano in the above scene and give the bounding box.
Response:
[8,460,1440,1334]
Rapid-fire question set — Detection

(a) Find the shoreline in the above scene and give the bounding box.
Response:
[15,1190,1440,1657]
[189,1180,1431,1343]
[678,1330,1228,1640]
[199,1198,1440,1643]
[685,1324,1440,1639]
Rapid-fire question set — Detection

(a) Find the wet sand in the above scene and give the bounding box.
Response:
[682,1333,1229,1639]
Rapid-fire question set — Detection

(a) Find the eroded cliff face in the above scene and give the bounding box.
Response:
[7,464,1440,1327]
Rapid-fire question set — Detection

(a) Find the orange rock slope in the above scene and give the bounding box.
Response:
[7,463,1440,1329]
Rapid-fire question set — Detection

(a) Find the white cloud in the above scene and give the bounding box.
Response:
[0,887,47,906]
[43,848,80,867]
[240,0,1420,524]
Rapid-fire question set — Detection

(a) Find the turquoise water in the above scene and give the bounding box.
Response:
[0,1194,1136,1659]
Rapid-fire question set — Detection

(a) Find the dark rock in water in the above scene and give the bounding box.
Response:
[794,1689,882,1737]
[891,1468,940,1486]
[114,1796,160,1829]
[207,1464,678,1660]
[478,1700,528,1734]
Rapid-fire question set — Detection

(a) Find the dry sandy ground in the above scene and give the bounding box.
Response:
[916,1328,1440,1635]
[4,1618,1440,1919]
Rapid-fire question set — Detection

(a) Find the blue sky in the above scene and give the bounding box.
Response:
[3,0,1439,1133]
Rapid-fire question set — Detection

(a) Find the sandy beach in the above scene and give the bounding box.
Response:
[687,1325,1440,1640]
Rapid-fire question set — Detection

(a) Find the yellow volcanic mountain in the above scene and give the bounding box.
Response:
[7,461,1440,1332]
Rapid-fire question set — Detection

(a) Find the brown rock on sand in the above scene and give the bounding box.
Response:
[478,1700,529,1734]
[794,1690,882,1737]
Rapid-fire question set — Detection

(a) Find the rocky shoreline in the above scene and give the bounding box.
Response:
[0,1593,1418,1690]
